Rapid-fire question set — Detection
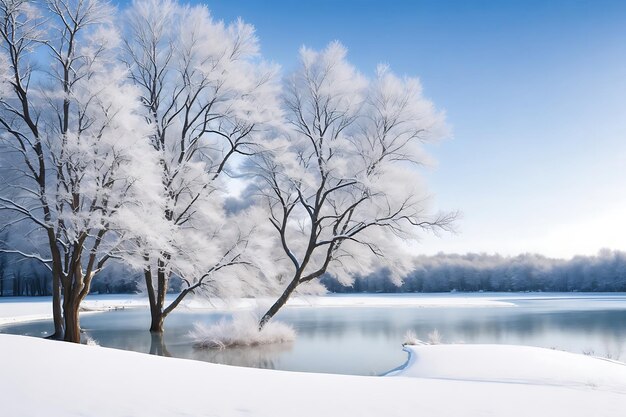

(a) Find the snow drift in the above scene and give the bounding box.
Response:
[2,334,625,417]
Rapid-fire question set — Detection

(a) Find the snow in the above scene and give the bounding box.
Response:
[1,334,625,417]
[0,295,149,326]
[390,344,626,391]
[0,293,514,327]
[182,293,516,311]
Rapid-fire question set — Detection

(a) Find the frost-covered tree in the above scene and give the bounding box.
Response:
[0,0,159,342]
[320,250,626,293]
[256,43,455,328]
[122,0,281,332]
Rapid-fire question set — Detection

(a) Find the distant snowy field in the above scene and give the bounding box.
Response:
[1,334,625,417]
[0,293,515,326]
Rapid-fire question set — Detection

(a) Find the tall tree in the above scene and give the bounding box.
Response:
[256,43,456,328]
[123,0,281,332]
[0,0,159,342]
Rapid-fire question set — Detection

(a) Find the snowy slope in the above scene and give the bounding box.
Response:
[1,334,625,417]
[392,344,626,391]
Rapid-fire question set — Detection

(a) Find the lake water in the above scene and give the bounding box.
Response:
[2,293,626,376]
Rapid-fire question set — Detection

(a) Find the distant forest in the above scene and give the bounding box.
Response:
[2,250,626,296]
[322,250,626,293]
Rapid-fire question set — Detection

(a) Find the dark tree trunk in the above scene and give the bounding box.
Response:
[145,254,170,334]
[61,256,96,343]
[259,275,301,330]
[63,297,81,343]
[48,271,64,340]
[150,307,165,333]
[47,230,66,339]
[13,274,20,296]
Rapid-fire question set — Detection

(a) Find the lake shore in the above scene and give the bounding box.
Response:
[0,292,517,327]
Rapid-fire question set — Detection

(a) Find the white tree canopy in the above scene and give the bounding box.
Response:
[121,0,283,331]
[0,0,162,341]
[256,42,455,326]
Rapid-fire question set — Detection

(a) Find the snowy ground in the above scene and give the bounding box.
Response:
[0,293,514,326]
[0,294,149,326]
[1,334,625,417]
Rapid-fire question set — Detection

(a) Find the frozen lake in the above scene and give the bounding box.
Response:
[2,293,626,376]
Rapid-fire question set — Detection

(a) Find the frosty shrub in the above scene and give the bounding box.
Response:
[190,314,296,349]
[402,329,443,346]
[402,330,426,346]
[84,335,100,347]
[428,329,443,345]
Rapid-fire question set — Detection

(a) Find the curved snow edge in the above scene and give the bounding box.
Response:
[387,343,626,394]
[382,346,413,376]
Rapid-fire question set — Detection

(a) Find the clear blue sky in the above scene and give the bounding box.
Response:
[117,0,626,258]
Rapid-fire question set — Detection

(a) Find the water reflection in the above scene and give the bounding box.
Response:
[191,342,293,369]
[149,333,171,357]
[2,294,626,375]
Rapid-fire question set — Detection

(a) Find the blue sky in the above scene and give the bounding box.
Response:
[117,0,626,258]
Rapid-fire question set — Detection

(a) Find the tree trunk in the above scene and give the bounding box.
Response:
[46,230,66,339]
[63,297,81,343]
[145,255,170,334]
[259,275,301,330]
[48,271,64,339]
[149,307,165,333]
[61,260,93,343]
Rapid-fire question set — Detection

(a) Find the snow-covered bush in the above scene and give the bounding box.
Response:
[402,330,425,346]
[84,334,100,347]
[402,329,443,346]
[428,329,443,345]
[190,314,296,349]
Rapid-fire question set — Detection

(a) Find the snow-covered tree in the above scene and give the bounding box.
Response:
[122,0,281,332]
[256,43,455,328]
[0,0,159,342]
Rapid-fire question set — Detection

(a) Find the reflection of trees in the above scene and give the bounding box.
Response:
[150,333,171,357]
[192,343,293,369]
[279,305,626,348]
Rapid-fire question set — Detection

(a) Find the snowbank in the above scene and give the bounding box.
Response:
[279,294,516,308]
[0,294,149,326]
[0,293,514,326]
[156,293,516,311]
[390,344,626,392]
[1,334,625,417]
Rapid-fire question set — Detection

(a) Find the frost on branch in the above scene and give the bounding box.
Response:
[254,41,456,327]
[119,0,282,333]
[403,329,443,346]
[0,0,160,342]
[190,314,296,349]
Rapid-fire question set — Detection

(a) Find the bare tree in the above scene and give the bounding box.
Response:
[123,0,280,332]
[257,43,456,328]
[0,0,158,342]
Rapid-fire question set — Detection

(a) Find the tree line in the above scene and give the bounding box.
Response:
[4,249,625,298]
[322,250,626,293]
[0,0,452,342]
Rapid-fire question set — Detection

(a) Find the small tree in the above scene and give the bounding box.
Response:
[257,43,455,328]
[0,0,158,341]
[122,0,281,332]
